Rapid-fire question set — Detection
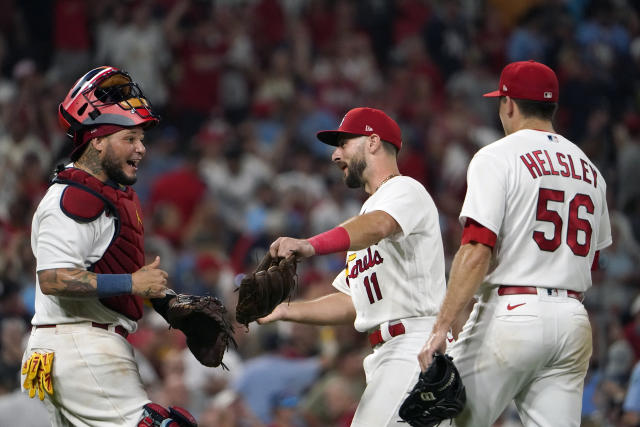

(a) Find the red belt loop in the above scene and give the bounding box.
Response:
[498,286,583,302]
[368,322,406,348]
[34,323,128,339]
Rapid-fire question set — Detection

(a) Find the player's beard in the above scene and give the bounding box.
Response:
[102,145,137,186]
[345,157,366,188]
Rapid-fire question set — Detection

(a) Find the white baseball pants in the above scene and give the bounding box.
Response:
[22,323,149,426]
[351,317,435,427]
[449,286,592,427]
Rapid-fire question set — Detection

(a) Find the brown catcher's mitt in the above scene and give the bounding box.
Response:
[235,253,297,326]
[166,294,236,368]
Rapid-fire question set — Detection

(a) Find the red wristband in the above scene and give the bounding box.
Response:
[308,226,351,255]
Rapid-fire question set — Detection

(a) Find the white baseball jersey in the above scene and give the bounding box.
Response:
[460,129,612,291]
[30,177,137,331]
[25,168,148,426]
[331,176,446,332]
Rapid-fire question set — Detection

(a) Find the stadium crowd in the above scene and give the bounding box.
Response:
[0,0,640,426]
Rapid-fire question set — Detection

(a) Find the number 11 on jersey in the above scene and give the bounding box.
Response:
[364,272,383,304]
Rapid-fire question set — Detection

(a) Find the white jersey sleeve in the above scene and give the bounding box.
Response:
[30,183,137,331]
[459,151,508,234]
[331,270,351,295]
[34,187,113,271]
[366,179,427,240]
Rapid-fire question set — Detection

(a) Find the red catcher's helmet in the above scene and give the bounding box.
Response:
[58,66,159,145]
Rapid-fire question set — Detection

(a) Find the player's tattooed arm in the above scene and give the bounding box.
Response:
[38,268,98,296]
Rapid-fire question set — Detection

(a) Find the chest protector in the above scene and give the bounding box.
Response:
[54,167,144,320]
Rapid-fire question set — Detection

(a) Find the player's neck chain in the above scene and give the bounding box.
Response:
[375,174,400,193]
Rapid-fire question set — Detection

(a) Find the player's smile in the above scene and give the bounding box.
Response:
[126,158,141,171]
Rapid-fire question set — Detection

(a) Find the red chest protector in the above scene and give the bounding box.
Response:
[54,167,145,320]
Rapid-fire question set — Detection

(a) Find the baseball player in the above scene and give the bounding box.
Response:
[22,66,196,426]
[259,107,447,426]
[418,60,613,426]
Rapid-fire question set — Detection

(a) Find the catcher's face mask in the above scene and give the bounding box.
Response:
[58,66,159,158]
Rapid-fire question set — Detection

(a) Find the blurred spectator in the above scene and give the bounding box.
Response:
[309,176,360,236]
[0,317,26,395]
[623,361,640,426]
[614,118,640,213]
[267,393,302,427]
[165,1,228,138]
[625,295,640,361]
[200,143,273,233]
[198,389,263,427]
[232,329,323,424]
[50,0,90,83]
[300,344,365,427]
[601,320,635,421]
[106,1,170,109]
[506,7,548,62]
[148,146,207,248]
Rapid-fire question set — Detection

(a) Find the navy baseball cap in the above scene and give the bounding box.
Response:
[483,60,558,102]
[317,107,402,151]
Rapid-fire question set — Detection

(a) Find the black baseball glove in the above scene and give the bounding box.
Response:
[399,353,466,427]
[235,253,297,326]
[165,294,237,369]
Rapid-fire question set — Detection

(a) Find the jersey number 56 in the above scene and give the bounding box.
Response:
[533,188,594,256]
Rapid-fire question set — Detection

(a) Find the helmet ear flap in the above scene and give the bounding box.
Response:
[58,105,82,141]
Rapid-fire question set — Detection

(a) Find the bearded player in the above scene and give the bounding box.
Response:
[21,66,197,426]
[259,107,447,426]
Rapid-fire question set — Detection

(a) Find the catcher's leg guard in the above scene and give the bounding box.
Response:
[169,406,197,427]
[138,403,198,427]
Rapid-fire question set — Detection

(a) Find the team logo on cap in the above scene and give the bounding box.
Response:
[365,125,373,131]
[544,91,552,99]
[502,84,508,91]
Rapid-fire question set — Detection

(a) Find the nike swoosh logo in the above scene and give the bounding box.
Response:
[507,303,526,311]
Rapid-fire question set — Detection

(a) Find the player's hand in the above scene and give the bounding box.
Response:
[418,328,448,372]
[256,303,289,324]
[131,256,169,298]
[269,237,315,259]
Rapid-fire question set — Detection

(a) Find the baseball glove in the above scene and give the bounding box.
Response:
[235,253,297,326]
[166,294,236,368]
[399,353,466,427]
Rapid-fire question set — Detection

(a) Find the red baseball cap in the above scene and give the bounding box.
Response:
[317,107,402,150]
[483,60,559,102]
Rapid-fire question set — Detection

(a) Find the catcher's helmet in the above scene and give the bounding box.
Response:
[58,66,159,159]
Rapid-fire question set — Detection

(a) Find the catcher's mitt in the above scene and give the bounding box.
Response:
[235,253,297,326]
[166,294,236,368]
[399,353,466,427]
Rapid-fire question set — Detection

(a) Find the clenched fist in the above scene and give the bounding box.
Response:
[132,256,169,298]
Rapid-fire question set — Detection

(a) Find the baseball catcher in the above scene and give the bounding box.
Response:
[235,253,297,326]
[399,353,466,427]
[153,293,236,368]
